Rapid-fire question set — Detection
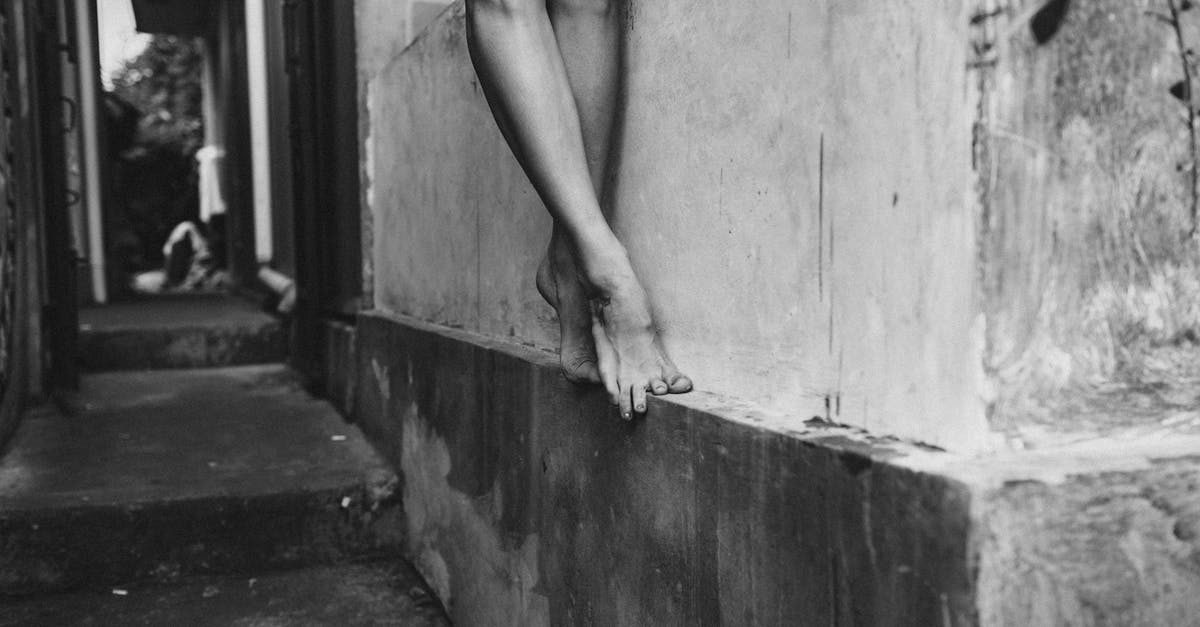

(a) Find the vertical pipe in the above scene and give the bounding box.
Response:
[75,0,106,303]
[244,0,273,264]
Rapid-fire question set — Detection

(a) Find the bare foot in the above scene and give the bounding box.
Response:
[584,256,692,420]
[536,241,602,384]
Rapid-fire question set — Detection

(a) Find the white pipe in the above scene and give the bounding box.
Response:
[257,265,295,314]
[76,0,107,303]
[244,0,274,264]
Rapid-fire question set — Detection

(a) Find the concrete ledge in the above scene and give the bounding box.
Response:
[355,311,976,625]
[356,311,1200,625]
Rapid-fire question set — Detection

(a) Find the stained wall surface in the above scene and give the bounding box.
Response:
[975,0,1200,446]
[351,2,1200,624]
[354,312,978,626]
[359,0,989,451]
[355,0,455,308]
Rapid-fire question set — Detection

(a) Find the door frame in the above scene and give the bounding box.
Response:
[283,0,361,388]
[33,0,79,394]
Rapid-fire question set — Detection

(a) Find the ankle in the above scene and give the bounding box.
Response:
[577,246,635,294]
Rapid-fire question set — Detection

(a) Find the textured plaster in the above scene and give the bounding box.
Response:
[975,0,1200,444]
[359,0,989,451]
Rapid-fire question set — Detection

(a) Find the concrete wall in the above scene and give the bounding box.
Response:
[359,0,989,451]
[357,310,1200,626]
[355,312,978,626]
[355,0,454,308]
[349,1,1200,623]
[974,0,1200,446]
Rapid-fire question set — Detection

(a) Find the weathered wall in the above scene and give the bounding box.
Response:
[975,456,1200,626]
[358,311,1200,626]
[356,312,977,626]
[349,2,1200,623]
[360,0,989,451]
[355,0,455,310]
[976,0,1200,443]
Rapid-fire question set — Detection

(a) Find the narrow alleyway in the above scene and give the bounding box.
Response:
[0,296,448,625]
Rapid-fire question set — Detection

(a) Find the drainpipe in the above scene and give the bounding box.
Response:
[244,0,274,265]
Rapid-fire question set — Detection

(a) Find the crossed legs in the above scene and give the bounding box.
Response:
[465,0,691,418]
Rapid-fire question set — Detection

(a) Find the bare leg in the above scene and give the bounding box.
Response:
[540,0,620,387]
[466,0,691,419]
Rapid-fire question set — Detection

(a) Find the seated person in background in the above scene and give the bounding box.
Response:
[130,221,226,294]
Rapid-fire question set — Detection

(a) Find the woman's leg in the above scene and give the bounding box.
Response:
[466,0,691,419]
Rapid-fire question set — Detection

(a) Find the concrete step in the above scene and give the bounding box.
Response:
[0,365,407,596]
[0,561,449,626]
[78,294,286,371]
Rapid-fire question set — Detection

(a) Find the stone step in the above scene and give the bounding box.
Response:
[78,294,286,371]
[0,365,406,596]
[0,561,449,626]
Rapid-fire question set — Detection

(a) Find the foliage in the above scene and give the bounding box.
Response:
[110,35,204,156]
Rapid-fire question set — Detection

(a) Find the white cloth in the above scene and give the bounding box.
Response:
[195,145,226,222]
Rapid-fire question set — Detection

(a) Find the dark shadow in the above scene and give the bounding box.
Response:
[604,0,632,220]
[1031,0,1071,45]
[1171,79,1190,102]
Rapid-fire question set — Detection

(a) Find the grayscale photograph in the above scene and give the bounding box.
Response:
[0,0,1196,625]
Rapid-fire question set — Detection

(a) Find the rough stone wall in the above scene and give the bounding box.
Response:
[360,0,989,451]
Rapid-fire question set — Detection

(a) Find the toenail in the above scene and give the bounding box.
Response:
[622,412,631,420]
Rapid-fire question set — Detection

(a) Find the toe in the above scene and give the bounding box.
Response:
[649,376,668,396]
[661,361,693,394]
[618,380,634,420]
[603,374,619,406]
[667,373,693,394]
[632,382,648,414]
[591,316,620,403]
